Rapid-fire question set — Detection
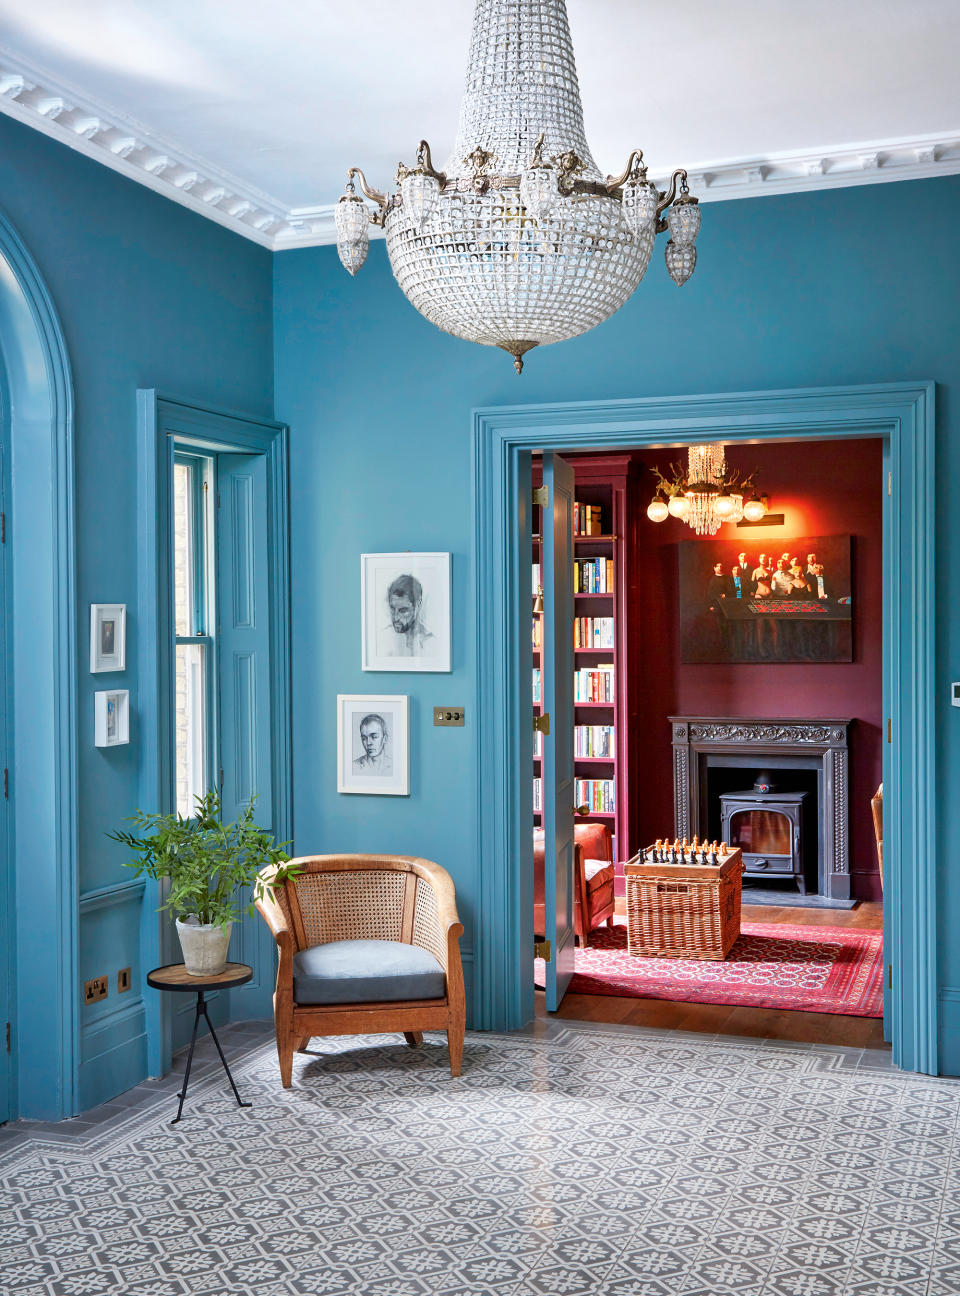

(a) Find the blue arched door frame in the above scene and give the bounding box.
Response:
[0,207,79,1120]
[473,384,937,1075]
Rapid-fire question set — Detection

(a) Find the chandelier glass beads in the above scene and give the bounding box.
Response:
[335,0,702,372]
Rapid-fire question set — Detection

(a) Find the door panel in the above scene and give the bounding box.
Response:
[543,453,576,1010]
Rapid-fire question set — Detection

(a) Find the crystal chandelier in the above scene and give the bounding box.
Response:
[646,443,766,536]
[334,0,702,373]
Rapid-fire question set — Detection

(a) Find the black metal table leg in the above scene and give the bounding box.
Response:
[171,992,204,1124]
[201,999,252,1110]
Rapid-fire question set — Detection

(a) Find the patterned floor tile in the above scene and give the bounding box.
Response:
[0,1024,958,1296]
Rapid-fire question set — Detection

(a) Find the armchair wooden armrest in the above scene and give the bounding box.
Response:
[255,865,295,993]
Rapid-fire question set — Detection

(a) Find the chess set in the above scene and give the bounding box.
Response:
[641,837,730,868]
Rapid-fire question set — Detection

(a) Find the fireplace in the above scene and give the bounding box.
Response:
[720,788,808,893]
[670,717,853,900]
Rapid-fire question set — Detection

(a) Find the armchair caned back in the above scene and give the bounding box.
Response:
[276,856,448,962]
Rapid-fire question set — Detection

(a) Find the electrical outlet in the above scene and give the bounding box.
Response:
[117,967,132,993]
[83,976,108,1005]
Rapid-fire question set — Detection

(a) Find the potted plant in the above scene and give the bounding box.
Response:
[110,790,295,976]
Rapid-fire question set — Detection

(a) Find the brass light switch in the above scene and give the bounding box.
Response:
[433,707,465,726]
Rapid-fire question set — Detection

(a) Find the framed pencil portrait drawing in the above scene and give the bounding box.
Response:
[337,694,410,796]
[361,552,451,672]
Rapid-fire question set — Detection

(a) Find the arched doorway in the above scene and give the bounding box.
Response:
[0,208,78,1120]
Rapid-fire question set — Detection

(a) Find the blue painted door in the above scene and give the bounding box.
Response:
[543,453,576,1010]
[0,436,8,1123]
[216,453,277,1021]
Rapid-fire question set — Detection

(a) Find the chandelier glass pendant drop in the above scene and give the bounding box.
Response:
[334,0,702,374]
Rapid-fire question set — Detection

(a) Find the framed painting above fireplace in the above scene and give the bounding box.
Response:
[679,533,852,664]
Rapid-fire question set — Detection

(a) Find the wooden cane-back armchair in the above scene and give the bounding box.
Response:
[256,854,465,1085]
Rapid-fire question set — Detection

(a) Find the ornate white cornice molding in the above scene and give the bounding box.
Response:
[1,47,958,251]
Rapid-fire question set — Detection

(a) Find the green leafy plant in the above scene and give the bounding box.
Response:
[109,790,297,929]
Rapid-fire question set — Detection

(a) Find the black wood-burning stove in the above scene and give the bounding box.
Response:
[720,776,808,893]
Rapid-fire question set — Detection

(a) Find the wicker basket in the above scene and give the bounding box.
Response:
[624,847,743,960]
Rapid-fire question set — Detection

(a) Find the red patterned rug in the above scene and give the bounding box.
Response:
[534,922,883,1017]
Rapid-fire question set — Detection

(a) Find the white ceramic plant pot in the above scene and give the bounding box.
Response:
[175,916,232,976]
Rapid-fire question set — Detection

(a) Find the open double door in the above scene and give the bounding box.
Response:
[539,453,577,1012]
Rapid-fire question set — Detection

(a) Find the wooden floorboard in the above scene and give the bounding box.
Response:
[537,901,888,1052]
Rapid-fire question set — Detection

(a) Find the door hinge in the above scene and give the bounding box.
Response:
[534,939,552,962]
[888,964,893,989]
[532,485,549,509]
[533,712,551,735]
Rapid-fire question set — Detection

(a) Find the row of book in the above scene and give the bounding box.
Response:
[574,664,615,703]
[574,616,614,649]
[574,558,614,594]
[532,618,542,650]
[573,502,604,535]
[574,724,615,758]
[532,561,541,593]
[533,668,542,703]
[533,778,543,812]
[574,778,616,813]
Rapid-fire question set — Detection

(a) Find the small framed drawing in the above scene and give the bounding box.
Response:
[361,552,451,672]
[337,694,409,796]
[90,604,126,672]
[95,689,130,747]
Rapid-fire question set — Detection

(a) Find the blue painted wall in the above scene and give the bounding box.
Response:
[274,175,960,1067]
[0,111,274,1114]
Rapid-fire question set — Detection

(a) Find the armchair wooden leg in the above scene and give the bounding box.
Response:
[447,1022,464,1078]
[296,1035,311,1053]
[276,1025,294,1088]
[606,916,614,927]
[403,1031,424,1048]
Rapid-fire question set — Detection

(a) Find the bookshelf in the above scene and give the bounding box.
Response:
[532,454,637,867]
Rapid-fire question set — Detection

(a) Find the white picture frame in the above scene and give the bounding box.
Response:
[90,603,126,673]
[95,689,130,747]
[337,694,409,796]
[361,552,451,672]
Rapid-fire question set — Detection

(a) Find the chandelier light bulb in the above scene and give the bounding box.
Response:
[714,493,736,519]
[668,494,691,519]
[667,196,702,247]
[743,497,767,522]
[339,0,700,372]
[646,497,669,522]
[401,171,442,229]
[335,191,369,244]
[621,178,658,237]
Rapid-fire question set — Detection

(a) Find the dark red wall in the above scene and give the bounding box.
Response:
[626,438,884,901]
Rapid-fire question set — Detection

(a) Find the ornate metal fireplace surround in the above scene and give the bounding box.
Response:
[670,717,853,901]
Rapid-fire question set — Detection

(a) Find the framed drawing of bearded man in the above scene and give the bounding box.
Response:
[361,552,451,672]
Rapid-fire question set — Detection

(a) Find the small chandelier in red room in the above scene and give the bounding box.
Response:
[645,443,767,536]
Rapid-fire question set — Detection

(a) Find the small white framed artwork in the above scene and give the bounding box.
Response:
[337,694,409,796]
[95,689,130,747]
[90,604,126,672]
[361,552,451,672]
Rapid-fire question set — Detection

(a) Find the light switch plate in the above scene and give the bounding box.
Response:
[434,706,465,726]
[952,682,960,708]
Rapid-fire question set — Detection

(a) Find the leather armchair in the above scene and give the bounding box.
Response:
[533,823,616,947]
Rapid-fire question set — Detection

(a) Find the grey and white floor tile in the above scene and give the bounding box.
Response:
[0,1019,957,1295]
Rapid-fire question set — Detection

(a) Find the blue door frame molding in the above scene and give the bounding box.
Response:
[137,392,292,1078]
[0,208,78,1120]
[473,383,937,1075]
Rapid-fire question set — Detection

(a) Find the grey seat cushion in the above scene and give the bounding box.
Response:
[293,939,446,1006]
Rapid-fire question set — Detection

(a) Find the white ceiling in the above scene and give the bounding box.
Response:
[0,0,958,248]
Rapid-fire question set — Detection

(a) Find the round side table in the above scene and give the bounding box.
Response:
[146,962,253,1124]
